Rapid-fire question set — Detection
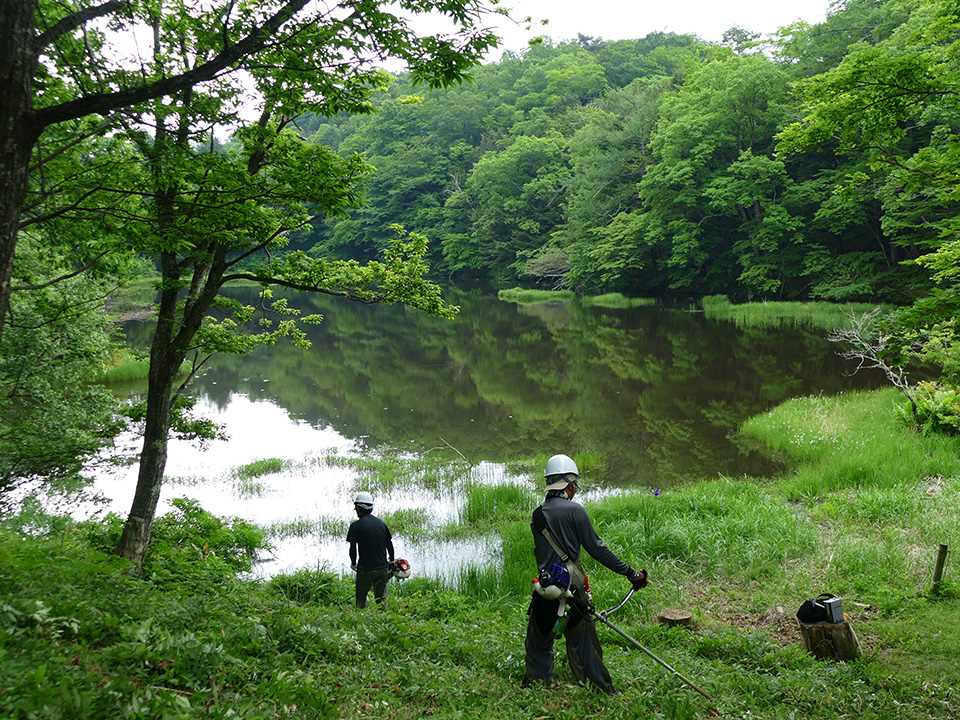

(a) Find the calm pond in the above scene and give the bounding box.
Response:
[93,284,886,581]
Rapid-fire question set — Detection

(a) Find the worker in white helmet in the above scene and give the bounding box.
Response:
[523,454,648,693]
[346,491,395,609]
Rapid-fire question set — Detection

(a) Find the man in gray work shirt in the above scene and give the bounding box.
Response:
[523,454,648,693]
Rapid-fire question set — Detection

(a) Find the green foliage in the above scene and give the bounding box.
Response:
[1,237,124,508]
[895,381,960,436]
[146,498,270,575]
[777,0,960,377]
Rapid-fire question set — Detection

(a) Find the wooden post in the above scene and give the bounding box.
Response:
[932,543,949,597]
[798,620,862,661]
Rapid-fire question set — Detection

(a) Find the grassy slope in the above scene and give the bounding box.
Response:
[1,388,959,719]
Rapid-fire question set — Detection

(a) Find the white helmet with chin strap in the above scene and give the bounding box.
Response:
[354,491,374,511]
[544,454,579,491]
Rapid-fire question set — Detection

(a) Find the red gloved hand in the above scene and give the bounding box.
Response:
[629,568,648,590]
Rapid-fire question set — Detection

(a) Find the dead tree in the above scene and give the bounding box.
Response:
[828,307,918,429]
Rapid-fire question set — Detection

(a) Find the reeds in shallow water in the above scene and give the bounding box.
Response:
[701,294,883,330]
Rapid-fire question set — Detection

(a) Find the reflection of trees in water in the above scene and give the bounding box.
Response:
[125,285,887,487]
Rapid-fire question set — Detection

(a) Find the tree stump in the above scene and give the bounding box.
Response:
[798,620,862,661]
[657,608,697,629]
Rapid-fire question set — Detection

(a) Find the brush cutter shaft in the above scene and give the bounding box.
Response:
[594,615,715,703]
[591,589,720,716]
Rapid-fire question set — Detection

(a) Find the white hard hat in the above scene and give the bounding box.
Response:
[354,491,374,510]
[544,454,579,490]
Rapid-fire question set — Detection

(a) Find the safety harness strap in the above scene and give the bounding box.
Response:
[533,506,589,595]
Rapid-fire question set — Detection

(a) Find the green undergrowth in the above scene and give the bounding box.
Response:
[2,387,960,718]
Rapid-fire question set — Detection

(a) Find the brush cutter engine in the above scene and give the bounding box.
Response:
[532,562,573,600]
[388,558,411,580]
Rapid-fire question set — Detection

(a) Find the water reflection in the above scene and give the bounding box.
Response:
[105,285,886,578]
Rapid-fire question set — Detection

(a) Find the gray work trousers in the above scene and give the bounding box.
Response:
[355,568,390,608]
[523,592,615,693]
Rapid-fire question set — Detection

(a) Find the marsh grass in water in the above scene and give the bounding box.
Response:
[233,457,287,479]
[316,450,472,493]
[264,516,348,540]
[581,293,657,309]
[701,294,882,330]
[497,287,576,304]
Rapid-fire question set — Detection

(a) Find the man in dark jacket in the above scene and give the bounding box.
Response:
[346,491,395,609]
[523,454,648,693]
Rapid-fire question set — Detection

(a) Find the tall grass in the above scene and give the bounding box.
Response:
[4,386,960,718]
[741,389,960,497]
[458,482,538,526]
[454,520,533,601]
[701,294,882,330]
[586,480,820,584]
[97,348,190,383]
[97,348,152,382]
[741,387,960,613]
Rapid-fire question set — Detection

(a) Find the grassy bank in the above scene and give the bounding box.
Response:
[2,388,958,719]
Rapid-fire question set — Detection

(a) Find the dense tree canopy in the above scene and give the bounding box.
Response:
[295,0,953,310]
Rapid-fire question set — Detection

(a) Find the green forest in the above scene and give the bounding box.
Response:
[288,0,954,306]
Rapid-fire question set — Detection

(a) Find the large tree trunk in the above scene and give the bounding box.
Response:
[0,0,40,349]
[116,250,184,567]
[115,355,178,567]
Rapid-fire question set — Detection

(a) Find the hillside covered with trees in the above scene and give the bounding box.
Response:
[292,0,948,306]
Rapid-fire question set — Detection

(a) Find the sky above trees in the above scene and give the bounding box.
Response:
[466,0,833,56]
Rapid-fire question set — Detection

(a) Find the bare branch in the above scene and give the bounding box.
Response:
[828,307,918,428]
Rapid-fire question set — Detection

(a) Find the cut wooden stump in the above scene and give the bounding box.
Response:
[657,608,696,629]
[798,619,862,661]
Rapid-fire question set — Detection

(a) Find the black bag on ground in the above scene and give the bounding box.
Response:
[796,593,835,623]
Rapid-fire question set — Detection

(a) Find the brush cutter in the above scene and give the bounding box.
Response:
[387,558,411,580]
[589,588,720,717]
